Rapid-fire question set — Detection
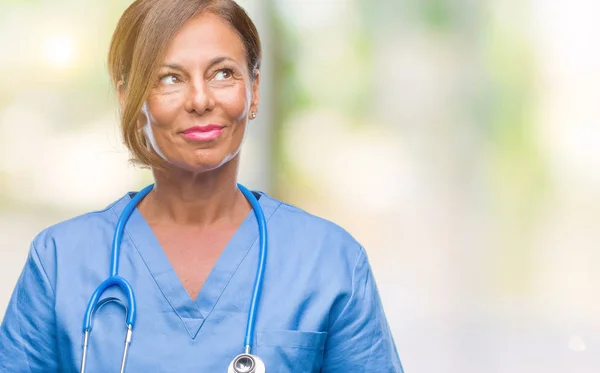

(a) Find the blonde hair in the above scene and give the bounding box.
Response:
[107,0,262,168]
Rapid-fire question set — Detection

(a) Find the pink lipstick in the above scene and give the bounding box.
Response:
[181,124,224,141]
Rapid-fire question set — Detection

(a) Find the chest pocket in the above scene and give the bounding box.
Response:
[256,330,327,373]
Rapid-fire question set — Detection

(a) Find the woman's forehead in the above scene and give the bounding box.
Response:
[161,12,246,66]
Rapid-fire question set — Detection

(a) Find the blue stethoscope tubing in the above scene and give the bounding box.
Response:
[79,184,268,372]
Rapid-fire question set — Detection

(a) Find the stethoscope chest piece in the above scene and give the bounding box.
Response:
[228,354,266,373]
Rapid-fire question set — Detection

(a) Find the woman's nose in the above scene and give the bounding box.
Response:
[184,79,215,114]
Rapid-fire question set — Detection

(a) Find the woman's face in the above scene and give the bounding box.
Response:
[140,12,259,174]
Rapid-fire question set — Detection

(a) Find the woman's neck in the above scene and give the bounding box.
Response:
[139,157,250,227]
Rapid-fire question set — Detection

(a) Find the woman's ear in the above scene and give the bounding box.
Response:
[250,70,260,116]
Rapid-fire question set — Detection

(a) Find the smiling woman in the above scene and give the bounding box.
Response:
[132,11,259,174]
[110,0,261,172]
[0,1,403,372]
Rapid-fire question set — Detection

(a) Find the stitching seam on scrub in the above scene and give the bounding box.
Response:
[123,221,202,332]
[201,201,283,322]
[362,266,380,372]
[30,241,61,358]
[108,201,201,337]
[31,241,56,296]
[17,243,55,372]
[326,244,364,331]
[32,240,63,368]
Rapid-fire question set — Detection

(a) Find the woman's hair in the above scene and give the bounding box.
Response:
[108,0,262,169]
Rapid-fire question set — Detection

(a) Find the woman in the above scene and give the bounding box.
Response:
[0,0,403,371]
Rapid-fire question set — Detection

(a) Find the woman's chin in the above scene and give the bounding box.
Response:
[166,155,236,175]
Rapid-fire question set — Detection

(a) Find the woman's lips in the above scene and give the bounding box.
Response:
[181,125,224,141]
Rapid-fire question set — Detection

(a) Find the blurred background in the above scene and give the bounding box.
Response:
[1,0,600,371]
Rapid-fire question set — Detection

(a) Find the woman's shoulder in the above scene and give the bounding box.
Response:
[31,193,129,253]
[261,193,365,259]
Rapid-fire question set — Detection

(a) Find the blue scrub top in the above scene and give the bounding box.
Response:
[0,190,403,372]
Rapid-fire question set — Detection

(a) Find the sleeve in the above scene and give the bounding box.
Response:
[322,247,404,372]
[0,241,59,372]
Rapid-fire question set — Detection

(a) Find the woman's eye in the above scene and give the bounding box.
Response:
[159,74,180,85]
[214,69,233,81]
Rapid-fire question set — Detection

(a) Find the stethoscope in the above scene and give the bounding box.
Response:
[79,184,268,373]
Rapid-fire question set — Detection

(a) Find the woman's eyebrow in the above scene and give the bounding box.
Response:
[161,57,237,71]
[207,56,236,67]
[160,63,185,71]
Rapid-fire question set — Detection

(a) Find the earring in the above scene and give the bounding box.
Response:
[250,111,257,119]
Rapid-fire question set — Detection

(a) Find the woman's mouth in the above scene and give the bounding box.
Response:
[181,124,224,141]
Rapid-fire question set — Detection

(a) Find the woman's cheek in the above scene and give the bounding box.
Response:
[147,93,185,127]
[213,85,249,119]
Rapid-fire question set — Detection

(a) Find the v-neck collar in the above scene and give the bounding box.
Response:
[109,189,281,339]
